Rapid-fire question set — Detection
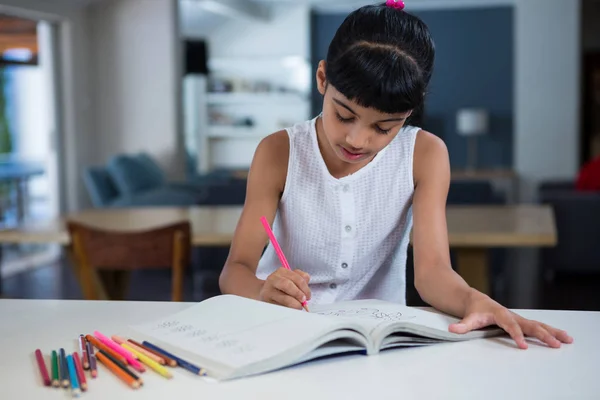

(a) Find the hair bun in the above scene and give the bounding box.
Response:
[386,0,405,10]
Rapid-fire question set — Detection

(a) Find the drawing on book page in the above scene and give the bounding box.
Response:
[316,308,416,322]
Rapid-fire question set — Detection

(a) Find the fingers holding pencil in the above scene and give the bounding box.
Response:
[259,216,311,312]
[260,267,311,311]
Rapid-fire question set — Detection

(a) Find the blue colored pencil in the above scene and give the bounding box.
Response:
[141,341,207,376]
[66,355,81,397]
[67,354,81,397]
[59,348,69,388]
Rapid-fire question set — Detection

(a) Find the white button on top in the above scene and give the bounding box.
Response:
[345,225,352,232]
[343,185,350,192]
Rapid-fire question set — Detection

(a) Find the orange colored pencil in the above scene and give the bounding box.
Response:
[96,352,141,389]
[86,335,127,365]
[128,339,176,367]
[114,337,165,365]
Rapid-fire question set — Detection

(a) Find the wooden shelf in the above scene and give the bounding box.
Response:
[207,126,267,139]
[207,92,307,105]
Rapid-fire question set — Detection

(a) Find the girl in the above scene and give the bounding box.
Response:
[219,1,573,350]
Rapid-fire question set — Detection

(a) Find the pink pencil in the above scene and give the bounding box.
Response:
[93,331,146,373]
[260,216,309,311]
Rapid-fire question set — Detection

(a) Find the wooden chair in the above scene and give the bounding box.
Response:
[66,221,191,301]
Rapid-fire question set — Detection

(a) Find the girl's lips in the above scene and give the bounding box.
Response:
[339,146,365,161]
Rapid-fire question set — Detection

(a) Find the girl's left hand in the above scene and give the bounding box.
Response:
[448,294,574,349]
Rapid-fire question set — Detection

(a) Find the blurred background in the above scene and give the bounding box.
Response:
[0,0,598,311]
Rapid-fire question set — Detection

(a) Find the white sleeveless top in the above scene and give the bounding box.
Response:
[255,116,420,305]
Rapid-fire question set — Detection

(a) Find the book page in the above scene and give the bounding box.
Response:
[312,299,503,342]
[129,295,363,377]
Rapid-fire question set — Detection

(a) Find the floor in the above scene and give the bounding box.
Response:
[1,248,223,302]
[2,249,600,312]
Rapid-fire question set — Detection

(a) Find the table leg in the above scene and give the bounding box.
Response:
[455,248,490,295]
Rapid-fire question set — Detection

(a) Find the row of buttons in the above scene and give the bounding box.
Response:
[335,183,351,292]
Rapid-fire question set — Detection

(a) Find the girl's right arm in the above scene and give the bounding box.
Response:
[218,131,311,309]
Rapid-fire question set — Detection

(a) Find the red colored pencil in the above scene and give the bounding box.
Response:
[73,352,88,391]
[34,349,51,386]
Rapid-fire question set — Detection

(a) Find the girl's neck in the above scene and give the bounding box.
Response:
[315,116,376,179]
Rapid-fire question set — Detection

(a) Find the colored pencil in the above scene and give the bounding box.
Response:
[34,349,51,387]
[260,215,309,311]
[78,335,89,370]
[85,334,128,365]
[73,352,87,391]
[51,350,60,387]
[98,349,142,384]
[128,339,175,367]
[93,331,145,373]
[122,343,172,379]
[96,352,141,389]
[66,355,81,397]
[89,354,98,378]
[116,338,165,365]
[59,348,69,388]
[86,342,98,378]
[142,341,207,376]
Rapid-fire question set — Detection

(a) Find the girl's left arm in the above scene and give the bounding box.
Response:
[411,130,573,350]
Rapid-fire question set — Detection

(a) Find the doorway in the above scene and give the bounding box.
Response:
[0,14,62,278]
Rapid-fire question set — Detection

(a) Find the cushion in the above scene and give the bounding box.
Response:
[135,153,166,183]
[107,154,164,196]
[83,166,119,207]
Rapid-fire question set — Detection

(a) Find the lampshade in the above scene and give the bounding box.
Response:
[456,108,489,136]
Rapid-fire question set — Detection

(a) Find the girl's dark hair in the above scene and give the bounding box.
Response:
[325,3,435,125]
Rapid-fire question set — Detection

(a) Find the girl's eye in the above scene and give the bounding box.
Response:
[375,126,391,135]
[335,112,354,123]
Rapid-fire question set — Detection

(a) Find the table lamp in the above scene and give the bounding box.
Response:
[456,108,489,171]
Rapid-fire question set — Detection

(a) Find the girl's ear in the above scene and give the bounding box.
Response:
[316,60,327,95]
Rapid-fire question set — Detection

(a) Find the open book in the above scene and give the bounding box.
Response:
[128,295,504,381]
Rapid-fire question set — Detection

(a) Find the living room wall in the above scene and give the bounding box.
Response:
[311,6,514,170]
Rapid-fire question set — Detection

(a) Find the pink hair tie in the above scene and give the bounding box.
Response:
[386,0,405,10]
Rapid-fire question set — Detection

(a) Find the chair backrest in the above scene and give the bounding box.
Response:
[66,220,191,300]
[447,180,500,205]
[539,190,600,272]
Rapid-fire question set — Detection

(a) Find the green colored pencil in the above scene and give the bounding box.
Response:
[51,350,59,388]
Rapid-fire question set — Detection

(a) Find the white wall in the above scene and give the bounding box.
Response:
[207,4,309,59]
[87,0,183,178]
[514,0,581,202]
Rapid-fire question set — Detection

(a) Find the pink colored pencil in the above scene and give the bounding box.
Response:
[93,331,145,373]
[260,216,309,311]
[34,349,51,386]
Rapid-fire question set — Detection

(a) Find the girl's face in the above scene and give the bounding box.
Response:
[316,61,412,167]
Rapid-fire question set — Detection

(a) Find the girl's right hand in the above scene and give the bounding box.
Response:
[259,267,311,310]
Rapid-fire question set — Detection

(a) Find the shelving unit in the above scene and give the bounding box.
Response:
[183,56,311,173]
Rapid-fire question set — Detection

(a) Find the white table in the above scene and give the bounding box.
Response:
[1,300,598,400]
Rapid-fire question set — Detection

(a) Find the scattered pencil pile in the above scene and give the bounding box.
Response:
[34,331,207,396]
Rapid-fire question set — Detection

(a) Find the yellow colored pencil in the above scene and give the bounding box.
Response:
[121,343,173,379]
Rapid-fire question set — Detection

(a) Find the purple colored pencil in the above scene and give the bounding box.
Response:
[79,335,90,369]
